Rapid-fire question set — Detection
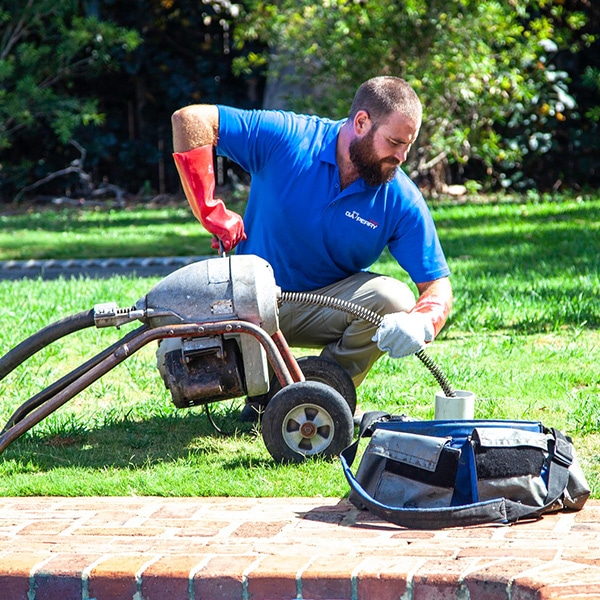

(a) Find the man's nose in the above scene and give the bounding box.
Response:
[394,146,409,164]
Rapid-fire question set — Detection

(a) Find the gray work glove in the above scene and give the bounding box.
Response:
[373,312,435,359]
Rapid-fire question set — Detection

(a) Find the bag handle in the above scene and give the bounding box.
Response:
[341,413,574,530]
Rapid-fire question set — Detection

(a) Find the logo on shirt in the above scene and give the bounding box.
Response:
[345,210,379,230]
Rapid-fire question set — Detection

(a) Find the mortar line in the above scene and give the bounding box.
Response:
[241,556,264,600]
[350,558,370,600]
[81,554,111,600]
[135,554,163,598]
[188,554,214,600]
[399,557,428,600]
[295,555,317,600]
[29,555,55,600]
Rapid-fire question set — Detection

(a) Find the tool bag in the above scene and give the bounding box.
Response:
[341,412,590,529]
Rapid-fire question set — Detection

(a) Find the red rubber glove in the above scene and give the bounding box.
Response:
[173,145,246,252]
[410,295,451,339]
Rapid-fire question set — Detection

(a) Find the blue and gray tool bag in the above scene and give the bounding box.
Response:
[341,412,590,529]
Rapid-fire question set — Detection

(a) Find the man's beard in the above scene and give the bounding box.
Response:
[349,129,399,186]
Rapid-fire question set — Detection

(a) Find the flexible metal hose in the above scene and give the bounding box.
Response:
[0,309,96,382]
[281,291,456,397]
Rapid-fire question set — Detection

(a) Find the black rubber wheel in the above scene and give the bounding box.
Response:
[261,380,354,464]
[268,355,357,415]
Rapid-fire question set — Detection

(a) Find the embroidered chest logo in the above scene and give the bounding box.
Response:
[345,210,379,230]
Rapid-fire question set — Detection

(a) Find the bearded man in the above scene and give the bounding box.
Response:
[171,76,453,420]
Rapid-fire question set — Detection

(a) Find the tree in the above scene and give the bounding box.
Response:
[0,0,140,199]
[0,0,258,202]
[233,0,597,190]
[0,0,140,150]
[80,0,257,196]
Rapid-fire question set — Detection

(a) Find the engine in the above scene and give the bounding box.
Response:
[135,255,280,407]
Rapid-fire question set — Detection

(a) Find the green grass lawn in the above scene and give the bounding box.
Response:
[0,193,598,498]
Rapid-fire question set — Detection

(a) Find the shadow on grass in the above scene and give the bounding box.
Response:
[0,203,229,260]
[0,228,215,261]
[1,407,274,472]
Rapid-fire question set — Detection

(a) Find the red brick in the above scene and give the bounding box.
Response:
[462,559,545,600]
[356,556,426,600]
[444,526,499,539]
[301,508,348,525]
[209,498,257,511]
[538,586,600,599]
[246,554,312,600]
[561,551,600,567]
[571,522,600,532]
[575,505,600,523]
[0,518,22,533]
[80,509,143,526]
[413,558,479,600]
[15,521,74,536]
[32,553,102,600]
[458,547,559,560]
[87,554,156,600]
[150,498,210,519]
[504,517,563,537]
[0,499,61,513]
[512,561,600,600]
[193,555,255,599]
[76,526,167,537]
[231,520,287,538]
[56,497,142,510]
[141,554,208,600]
[0,552,50,600]
[172,521,231,537]
[301,556,365,599]
[0,498,599,600]
[390,530,437,540]
[200,540,255,555]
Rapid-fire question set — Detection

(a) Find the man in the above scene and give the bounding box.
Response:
[171,76,452,419]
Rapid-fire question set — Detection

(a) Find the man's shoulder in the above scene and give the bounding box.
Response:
[387,168,424,204]
[231,108,342,153]
[220,105,337,124]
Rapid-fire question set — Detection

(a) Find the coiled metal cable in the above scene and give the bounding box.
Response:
[281,291,456,397]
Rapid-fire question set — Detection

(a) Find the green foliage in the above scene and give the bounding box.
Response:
[581,66,600,121]
[0,0,256,201]
[0,1,598,200]
[233,0,597,189]
[0,1,140,151]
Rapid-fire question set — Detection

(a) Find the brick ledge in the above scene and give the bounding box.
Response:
[0,497,598,599]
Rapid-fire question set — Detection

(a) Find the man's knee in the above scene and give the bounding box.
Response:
[359,274,416,315]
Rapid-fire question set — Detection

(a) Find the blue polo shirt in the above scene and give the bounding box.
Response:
[216,106,450,292]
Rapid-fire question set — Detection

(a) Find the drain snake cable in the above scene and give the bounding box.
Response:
[281,291,456,398]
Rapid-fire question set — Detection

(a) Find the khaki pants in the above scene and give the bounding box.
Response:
[279,272,416,387]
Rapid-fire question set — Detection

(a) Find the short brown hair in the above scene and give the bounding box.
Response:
[348,76,422,127]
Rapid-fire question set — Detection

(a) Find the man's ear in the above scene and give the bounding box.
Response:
[353,110,371,135]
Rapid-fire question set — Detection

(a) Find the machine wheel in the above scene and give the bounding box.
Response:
[262,381,354,464]
[269,356,357,415]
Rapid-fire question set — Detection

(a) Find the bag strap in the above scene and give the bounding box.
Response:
[341,414,574,530]
[544,428,573,506]
[342,410,390,466]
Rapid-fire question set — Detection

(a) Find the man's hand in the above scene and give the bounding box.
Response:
[373,312,435,359]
